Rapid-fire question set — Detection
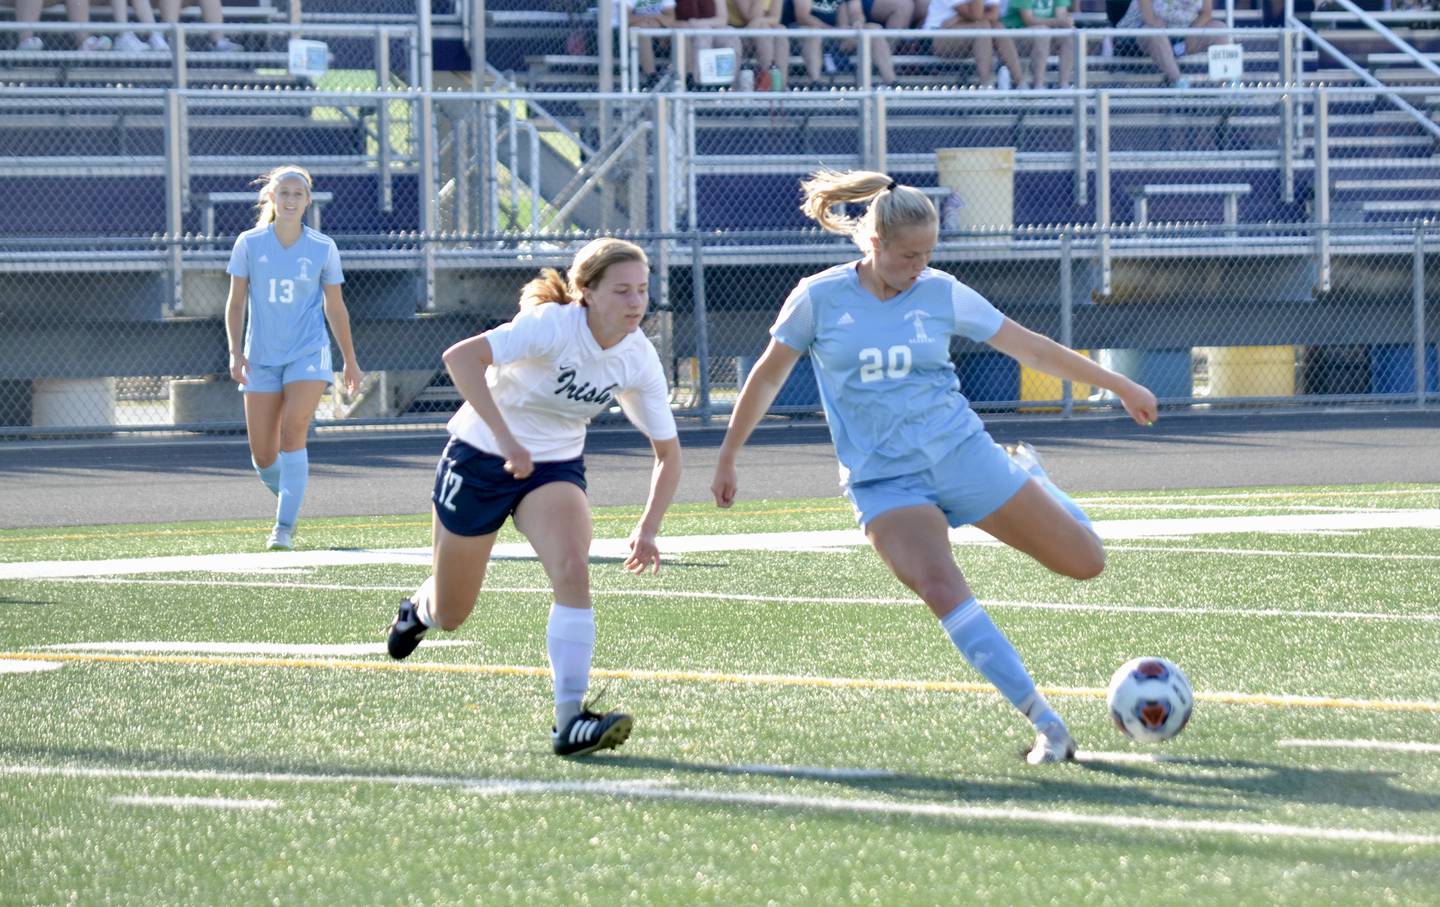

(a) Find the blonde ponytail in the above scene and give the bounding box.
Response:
[800,169,937,251]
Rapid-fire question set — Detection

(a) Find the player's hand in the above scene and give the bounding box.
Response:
[623,530,662,575]
[711,461,738,508]
[341,361,365,396]
[500,441,534,480]
[229,351,248,385]
[1119,381,1159,427]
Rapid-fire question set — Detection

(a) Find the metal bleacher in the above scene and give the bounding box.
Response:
[3,1,1439,430]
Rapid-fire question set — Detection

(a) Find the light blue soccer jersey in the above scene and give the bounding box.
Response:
[226,224,344,366]
[770,262,1006,487]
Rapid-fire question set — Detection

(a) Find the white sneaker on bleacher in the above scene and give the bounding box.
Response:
[17,36,44,51]
[211,36,242,53]
[114,32,147,53]
[148,32,170,52]
[80,35,112,52]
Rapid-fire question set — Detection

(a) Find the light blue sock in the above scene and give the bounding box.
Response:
[275,448,309,530]
[252,457,281,496]
[941,597,1062,730]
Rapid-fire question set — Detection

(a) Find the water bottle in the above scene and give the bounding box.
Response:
[769,63,784,92]
[738,66,755,92]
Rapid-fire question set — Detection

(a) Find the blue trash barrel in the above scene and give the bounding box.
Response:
[1369,344,1439,394]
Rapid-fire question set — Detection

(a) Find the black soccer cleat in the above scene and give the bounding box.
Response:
[385,598,428,660]
[551,708,634,757]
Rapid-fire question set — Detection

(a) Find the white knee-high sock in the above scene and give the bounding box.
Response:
[546,603,595,727]
[411,575,437,628]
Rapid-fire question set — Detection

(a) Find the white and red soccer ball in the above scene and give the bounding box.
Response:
[1106,657,1194,744]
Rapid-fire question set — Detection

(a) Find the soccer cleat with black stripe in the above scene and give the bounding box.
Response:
[385,599,427,660]
[551,708,634,757]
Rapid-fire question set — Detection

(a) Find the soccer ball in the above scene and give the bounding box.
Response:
[1106,657,1194,743]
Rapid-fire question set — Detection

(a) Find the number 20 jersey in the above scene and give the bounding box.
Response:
[769,262,1005,488]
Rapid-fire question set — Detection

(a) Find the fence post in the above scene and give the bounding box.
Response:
[419,90,437,312]
[163,89,185,315]
[1314,86,1330,293]
[690,230,712,423]
[1096,91,1111,297]
[1073,33,1087,208]
[378,34,394,213]
[1280,30,1294,204]
[1415,225,1428,409]
[1060,230,1074,417]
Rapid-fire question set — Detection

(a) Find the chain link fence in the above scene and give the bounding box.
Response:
[3,78,1440,435]
[2,222,1436,436]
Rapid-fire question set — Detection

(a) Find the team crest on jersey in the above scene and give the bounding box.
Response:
[296,257,313,281]
[903,309,931,344]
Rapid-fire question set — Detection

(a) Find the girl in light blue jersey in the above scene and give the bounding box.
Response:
[225,165,364,551]
[712,169,1158,764]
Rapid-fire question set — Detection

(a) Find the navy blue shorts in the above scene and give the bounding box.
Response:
[431,438,587,537]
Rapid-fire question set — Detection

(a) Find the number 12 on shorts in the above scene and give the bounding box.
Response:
[437,464,463,511]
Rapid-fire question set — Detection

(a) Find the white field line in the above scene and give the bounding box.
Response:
[1277,739,1440,754]
[5,762,1434,847]
[32,577,1440,624]
[43,640,476,657]
[462,780,1440,846]
[4,509,1440,582]
[1081,488,1437,505]
[0,658,64,674]
[1104,544,1440,562]
[110,795,280,811]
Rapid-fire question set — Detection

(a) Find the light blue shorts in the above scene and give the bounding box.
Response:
[241,347,333,394]
[843,429,1030,529]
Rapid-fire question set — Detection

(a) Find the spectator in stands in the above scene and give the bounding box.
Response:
[14,0,111,50]
[1114,0,1226,87]
[923,0,1024,89]
[711,169,1159,765]
[675,0,744,87]
[225,166,363,551]
[1002,0,1074,88]
[730,0,787,88]
[383,238,683,761]
[788,0,897,85]
[628,0,677,85]
[112,0,242,53]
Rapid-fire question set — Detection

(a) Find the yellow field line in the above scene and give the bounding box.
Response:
[0,505,854,545]
[5,651,1437,714]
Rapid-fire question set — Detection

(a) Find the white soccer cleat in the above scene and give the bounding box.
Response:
[1026,723,1077,765]
[266,526,294,551]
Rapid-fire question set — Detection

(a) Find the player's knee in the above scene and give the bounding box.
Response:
[1065,540,1106,581]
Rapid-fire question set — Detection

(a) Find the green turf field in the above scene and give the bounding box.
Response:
[3,486,1439,905]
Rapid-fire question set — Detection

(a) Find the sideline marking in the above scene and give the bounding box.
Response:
[36,577,1440,624]
[4,762,1433,847]
[43,640,475,657]
[1278,739,1440,754]
[110,794,280,811]
[0,658,63,674]
[3,650,1437,714]
[4,508,1439,581]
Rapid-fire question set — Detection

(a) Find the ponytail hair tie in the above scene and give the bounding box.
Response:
[886,179,898,191]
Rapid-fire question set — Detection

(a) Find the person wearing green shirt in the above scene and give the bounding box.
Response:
[1002,0,1073,89]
